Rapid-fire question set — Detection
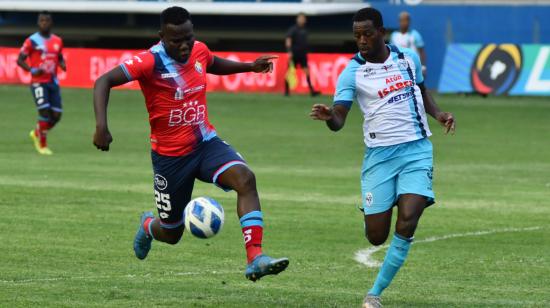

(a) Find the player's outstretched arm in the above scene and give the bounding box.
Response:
[419,83,456,134]
[207,55,276,75]
[310,104,349,132]
[93,66,130,151]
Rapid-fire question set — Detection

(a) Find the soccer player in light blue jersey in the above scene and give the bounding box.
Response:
[390,11,427,76]
[310,8,455,308]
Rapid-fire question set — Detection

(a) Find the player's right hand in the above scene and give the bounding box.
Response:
[310,104,333,121]
[30,68,44,76]
[93,128,113,151]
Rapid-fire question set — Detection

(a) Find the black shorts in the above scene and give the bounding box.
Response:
[151,137,246,229]
[292,52,308,68]
[30,81,62,112]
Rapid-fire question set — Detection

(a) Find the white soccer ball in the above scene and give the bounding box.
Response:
[183,197,224,239]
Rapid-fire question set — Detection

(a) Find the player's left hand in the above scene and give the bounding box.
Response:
[436,111,456,135]
[251,55,278,73]
[93,127,113,151]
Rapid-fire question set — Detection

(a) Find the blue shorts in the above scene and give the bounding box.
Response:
[361,138,435,215]
[30,81,62,112]
[151,137,246,228]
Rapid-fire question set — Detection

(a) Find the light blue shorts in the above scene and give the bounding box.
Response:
[361,138,435,215]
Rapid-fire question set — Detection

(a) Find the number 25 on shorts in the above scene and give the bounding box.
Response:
[154,190,171,219]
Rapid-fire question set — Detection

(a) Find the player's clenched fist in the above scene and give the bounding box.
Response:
[251,55,278,73]
[93,127,113,151]
[310,104,333,121]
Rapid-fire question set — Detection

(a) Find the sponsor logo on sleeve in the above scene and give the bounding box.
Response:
[124,55,143,66]
[195,60,203,74]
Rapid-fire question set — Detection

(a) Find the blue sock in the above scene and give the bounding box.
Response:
[368,233,413,296]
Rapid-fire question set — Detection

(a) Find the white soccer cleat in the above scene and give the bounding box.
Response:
[362,295,382,308]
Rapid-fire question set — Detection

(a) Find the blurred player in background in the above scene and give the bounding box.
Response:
[284,13,320,97]
[310,8,455,307]
[390,11,427,76]
[93,6,288,282]
[17,11,66,155]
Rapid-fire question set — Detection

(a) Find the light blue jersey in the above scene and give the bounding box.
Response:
[334,45,431,148]
[333,45,435,215]
[390,29,424,56]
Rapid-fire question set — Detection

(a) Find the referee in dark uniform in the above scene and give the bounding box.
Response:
[285,13,320,97]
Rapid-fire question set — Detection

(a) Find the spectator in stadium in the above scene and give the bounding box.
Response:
[284,13,320,97]
[390,11,427,76]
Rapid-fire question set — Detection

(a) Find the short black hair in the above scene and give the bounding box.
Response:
[353,7,383,28]
[38,10,52,17]
[160,6,191,26]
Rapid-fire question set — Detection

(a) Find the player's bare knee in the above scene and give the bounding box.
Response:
[396,218,419,238]
[365,230,388,246]
[38,109,49,119]
[367,235,387,246]
[50,112,61,124]
[233,168,257,194]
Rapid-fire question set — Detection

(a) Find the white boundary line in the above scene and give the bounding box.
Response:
[354,226,543,268]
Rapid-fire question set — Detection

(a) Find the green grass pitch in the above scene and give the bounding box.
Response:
[0,85,549,307]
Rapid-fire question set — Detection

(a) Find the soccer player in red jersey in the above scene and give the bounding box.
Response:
[93,7,288,281]
[17,11,66,155]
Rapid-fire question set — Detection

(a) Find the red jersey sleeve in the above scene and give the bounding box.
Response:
[205,44,214,67]
[20,38,33,56]
[119,51,154,81]
[196,41,214,67]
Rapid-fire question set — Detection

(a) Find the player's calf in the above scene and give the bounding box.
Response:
[148,218,184,245]
[155,228,184,245]
[32,110,52,152]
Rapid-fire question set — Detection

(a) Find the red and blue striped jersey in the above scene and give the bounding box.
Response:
[120,41,217,156]
[20,32,63,83]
